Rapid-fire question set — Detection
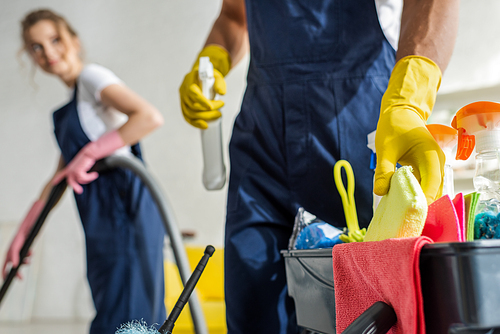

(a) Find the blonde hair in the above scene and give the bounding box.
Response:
[20,9,78,53]
[19,9,84,85]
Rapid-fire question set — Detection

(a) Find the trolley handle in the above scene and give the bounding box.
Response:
[342,301,397,334]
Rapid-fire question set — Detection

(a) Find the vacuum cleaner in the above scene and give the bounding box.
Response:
[0,154,209,334]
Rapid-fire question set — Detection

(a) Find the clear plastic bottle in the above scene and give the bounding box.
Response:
[426,124,458,198]
[198,57,226,190]
[452,101,500,239]
[472,149,500,238]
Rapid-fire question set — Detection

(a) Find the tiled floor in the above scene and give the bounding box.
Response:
[0,320,89,334]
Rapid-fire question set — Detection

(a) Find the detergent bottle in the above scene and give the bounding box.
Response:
[452,101,500,239]
[198,57,226,190]
[426,124,458,198]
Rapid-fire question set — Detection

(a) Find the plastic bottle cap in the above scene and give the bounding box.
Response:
[451,101,500,160]
[426,124,458,150]
[476,129,500,153]
[198,57,214,78]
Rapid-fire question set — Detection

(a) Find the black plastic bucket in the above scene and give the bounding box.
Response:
[420,240,500,334]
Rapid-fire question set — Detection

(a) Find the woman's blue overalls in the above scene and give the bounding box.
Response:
[225,0,396,333]
[53,86,166,333]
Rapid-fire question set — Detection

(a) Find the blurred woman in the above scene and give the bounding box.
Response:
[2,9,166,333]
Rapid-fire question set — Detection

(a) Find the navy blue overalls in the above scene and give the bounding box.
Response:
[224,0,396,333]
[53,86,166,333]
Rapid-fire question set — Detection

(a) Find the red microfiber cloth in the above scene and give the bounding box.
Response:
[452,193,465,242]
[332,236,432,334]
[421,195,462,242]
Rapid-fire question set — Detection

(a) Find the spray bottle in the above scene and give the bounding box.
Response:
[452,101,500,239]
[426,124,458,198]
[198,57,226,190]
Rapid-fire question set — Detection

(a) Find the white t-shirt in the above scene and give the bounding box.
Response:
[375,0,403,51]
[76,63,131,156]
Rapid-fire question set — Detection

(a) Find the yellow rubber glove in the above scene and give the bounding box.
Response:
[374,56,445,205]
[179,45,231,129]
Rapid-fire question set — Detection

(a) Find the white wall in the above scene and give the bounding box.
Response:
[0,0,248,322]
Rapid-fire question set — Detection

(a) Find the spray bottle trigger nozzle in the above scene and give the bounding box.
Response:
[198,57,214,79]
[455,128,475,160]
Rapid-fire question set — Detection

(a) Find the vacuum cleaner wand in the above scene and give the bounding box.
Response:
[159,245,215,334]
[101,155,208,334]
[0,179,67,305]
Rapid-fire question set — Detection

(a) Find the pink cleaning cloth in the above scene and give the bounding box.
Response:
[332,236,432,334]
[452,193,465,242]
[421,195,461,242]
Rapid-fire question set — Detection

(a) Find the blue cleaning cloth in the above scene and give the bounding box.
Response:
[474,211,500,239]
[295,222,344,249]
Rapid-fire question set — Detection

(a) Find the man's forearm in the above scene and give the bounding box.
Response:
[204,0,249,68]
[397,0,459,72]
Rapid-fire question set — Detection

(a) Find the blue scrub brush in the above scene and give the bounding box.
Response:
[116,320,161,333]
[115,245,215,334]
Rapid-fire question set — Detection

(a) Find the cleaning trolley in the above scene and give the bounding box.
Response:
[283,240,500,334]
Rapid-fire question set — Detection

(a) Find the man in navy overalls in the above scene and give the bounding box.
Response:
[179,0,459,332]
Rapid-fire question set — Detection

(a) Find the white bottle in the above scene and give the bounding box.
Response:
[198,57,227,190]
[367,130,382,212]
[442,149,455,198]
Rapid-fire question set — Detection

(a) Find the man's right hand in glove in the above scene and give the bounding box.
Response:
[179,45,231,129]
[374,56,444,205]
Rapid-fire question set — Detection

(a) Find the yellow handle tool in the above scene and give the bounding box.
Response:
[333,160,365,242]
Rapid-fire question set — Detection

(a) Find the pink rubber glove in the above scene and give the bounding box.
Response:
[52,130,125,194]
[2,200,45,280]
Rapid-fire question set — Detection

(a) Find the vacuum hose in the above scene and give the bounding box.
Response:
[0,179,67,303]
[97,155,208,334]
[0,154,208,334]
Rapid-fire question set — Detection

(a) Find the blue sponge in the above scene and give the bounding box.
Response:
[474,211,500,239]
